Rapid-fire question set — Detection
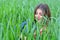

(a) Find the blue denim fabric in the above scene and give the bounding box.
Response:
[20,21,41,39]
[20,21,37,34]
[20,21,28,32]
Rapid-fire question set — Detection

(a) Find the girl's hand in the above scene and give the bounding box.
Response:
[40,26,46,35]
[40,28,43,35]
[34,31,36,39]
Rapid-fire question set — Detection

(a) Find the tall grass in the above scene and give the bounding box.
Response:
[0,0,60,40]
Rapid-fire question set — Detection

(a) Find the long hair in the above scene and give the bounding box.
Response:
[34,4,51,24]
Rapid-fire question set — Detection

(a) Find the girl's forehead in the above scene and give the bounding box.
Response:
[36,9,45,14]
[36,9,42,12]
[37,9,42,11]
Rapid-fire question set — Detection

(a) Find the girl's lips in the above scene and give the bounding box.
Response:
[38,17,40,20]
[38,16,40,20]
[38,16,42,20]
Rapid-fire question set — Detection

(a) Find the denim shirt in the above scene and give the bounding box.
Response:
[20,21,41,39]
[20,21,37,34]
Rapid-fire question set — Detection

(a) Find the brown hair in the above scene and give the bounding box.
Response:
[34,4,51,24]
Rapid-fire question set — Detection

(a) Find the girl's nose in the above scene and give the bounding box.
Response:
[38,15,42,20]
[38,15,40,20]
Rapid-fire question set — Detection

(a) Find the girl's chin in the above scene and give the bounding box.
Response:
[37,20,40,22]
[38,18,40,20]
[38,19,40,21]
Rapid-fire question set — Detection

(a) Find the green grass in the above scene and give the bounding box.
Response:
[0,0,60,40]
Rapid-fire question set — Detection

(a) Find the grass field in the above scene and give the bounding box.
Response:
[0,0,60,40]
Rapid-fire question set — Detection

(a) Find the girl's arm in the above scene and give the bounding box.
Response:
[20,21,27,32]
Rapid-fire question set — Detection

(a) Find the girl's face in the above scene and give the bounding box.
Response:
[35,9,43,22]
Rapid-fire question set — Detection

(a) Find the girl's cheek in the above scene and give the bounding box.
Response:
[35,15,38,21]
[35,15,38,17]
[40,16,42,18]
[38,15,42,19]
[35,15,38,18]
[35,15,42,20]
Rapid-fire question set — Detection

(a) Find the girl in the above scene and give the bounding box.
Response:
[20,3,51,40]
[34,3,51,39]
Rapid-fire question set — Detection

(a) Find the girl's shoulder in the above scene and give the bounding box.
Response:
[21,21,36,27]
[20,21,27,32]
[21,21,27,27]
[21,19,30,27]
[20,20,37,31]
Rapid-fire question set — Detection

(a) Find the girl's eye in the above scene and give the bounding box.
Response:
[39,13,42,16]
